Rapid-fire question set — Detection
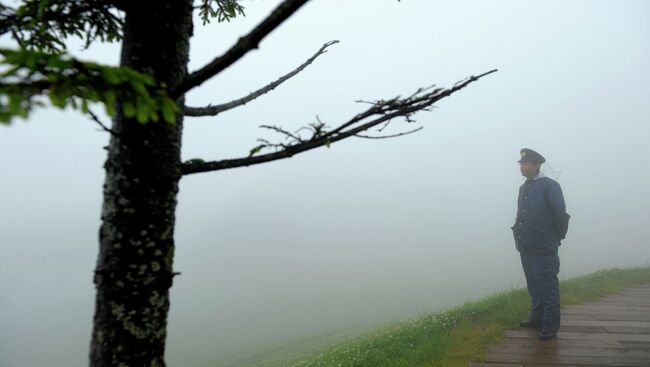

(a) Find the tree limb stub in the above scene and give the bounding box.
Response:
[172,0,311,98]
[181,69,498,175]
[184,40,338,117]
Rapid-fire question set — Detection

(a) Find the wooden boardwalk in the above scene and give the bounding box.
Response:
[470,283,650,367]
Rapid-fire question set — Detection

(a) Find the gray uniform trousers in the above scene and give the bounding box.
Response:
[520,250,561,332]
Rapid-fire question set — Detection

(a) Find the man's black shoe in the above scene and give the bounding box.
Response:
[538,329,558,340]
[519,319,541,328]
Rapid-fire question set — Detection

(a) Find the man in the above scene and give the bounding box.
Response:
[512,148,570,340]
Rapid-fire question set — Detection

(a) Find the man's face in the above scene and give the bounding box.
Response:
[519,161,540,178]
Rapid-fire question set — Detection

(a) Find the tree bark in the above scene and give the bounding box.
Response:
[90,1,192,366]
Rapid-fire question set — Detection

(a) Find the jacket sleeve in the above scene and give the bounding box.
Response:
[546,181,570,240]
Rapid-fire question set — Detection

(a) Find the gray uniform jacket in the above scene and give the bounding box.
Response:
[512,176,570,255]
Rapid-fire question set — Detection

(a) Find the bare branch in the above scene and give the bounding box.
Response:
[172,0,311,98]
[181,69,498,176]
[355,126,423,139]
[185,40,338,117]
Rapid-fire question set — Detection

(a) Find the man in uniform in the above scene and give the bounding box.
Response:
[512,148,570,340]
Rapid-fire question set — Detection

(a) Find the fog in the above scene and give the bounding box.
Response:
[1,1,649,366]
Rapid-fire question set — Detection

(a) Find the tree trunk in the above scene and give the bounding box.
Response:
[90,1,192,366]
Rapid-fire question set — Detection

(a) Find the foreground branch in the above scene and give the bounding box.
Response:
[172,0,311,98]
[185,40,338,117]
[182,69,497,176]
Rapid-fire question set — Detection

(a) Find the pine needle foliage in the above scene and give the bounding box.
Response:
[0,0,123,52]
[0,0,245,124]
[199,0,246,24]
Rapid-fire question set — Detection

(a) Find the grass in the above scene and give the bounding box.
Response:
[258,266,650,367]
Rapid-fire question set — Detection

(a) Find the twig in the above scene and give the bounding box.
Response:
[260,124,303,143]
[355,126,423,139]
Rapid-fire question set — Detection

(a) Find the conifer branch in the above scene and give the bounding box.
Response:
[181,69,498,175]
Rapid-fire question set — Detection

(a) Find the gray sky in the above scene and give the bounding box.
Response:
[1,1,650,366]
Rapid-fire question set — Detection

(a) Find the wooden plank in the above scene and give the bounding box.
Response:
[562,315,650,323]
[563,305,650,312]
[584,301,650,307]
[603,326,650,334]
[561,320,650,328]
[505,330,650,342]
[597,299,650,304]
[600,299,650,304]
[587,297,650,302]
[497,337,625,349]
[586,297,650,302]
[612,292,650,296]
[562,308,650,315]
[563,306,650,314]
[558,325,608,333]
[561,313,650,322]
[613,288,650,293]
[557,331,650,342]
[619,290,650,295]
[485,351,650,366]
[621,341,650,349]
[488,344,650,358]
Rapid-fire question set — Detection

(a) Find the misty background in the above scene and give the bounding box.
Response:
[1,1,649,366]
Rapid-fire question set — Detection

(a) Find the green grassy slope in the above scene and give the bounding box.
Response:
[265,267,650,367]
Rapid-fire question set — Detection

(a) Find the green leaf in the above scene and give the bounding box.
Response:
[135,101,149,124]
[103,90,116,113]
[248,145,264,157]
[101,68,121,85]
[9,94,22,114]
[161,102,176,124]
[104,102,116,117]
[81,99,89,113]
[50,97,66,108]
[130,80,147,95]
[122,100,136,117]
[0,112,12,124]
[24,52,38,69]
